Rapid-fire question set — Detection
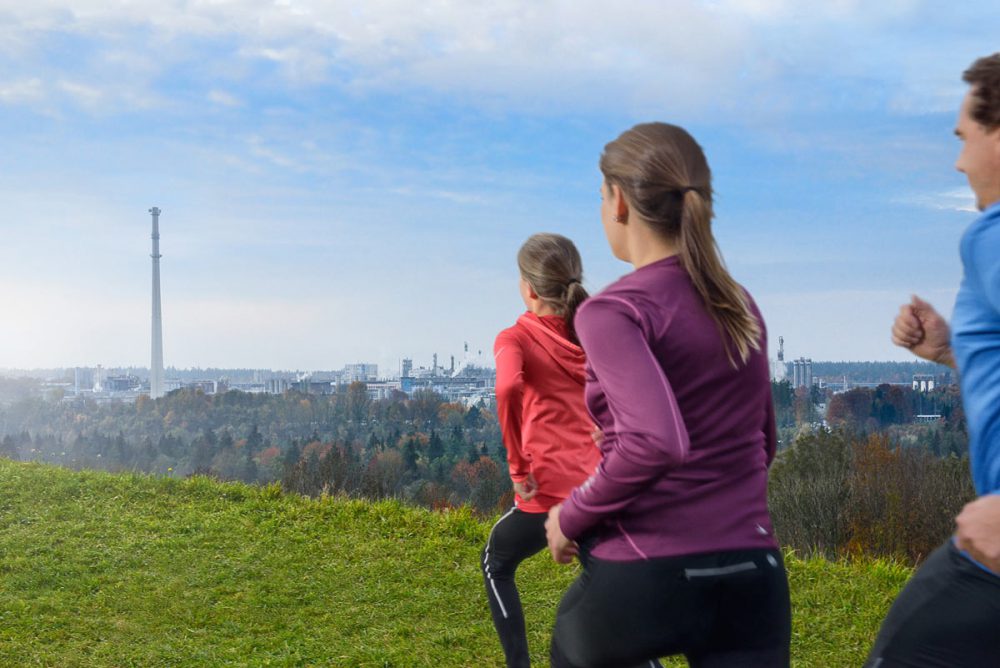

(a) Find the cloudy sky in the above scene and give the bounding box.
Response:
[0,1,996,373]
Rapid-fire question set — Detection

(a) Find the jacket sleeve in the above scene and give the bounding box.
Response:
[758,311,777,466]
[494,330,530,483]
[558,296,690,540]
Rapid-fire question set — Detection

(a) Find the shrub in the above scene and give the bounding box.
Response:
[769,428,975,564]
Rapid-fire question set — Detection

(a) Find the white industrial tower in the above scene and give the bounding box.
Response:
[149,207,165,399]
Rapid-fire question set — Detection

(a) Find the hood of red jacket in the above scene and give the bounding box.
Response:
[516,312,586,385]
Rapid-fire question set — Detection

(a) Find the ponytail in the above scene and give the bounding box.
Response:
[517,234,590,344]
[563,280,589,343]
[678,190,761,366]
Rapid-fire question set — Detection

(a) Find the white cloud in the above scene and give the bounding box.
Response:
[207,89,241,107]
[57,79,103,107]
[0,78,44,104]
[2,0,973,118]
[245,135,302,170]
[894,188,977,213]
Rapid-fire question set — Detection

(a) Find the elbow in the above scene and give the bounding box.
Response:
[494,383,515,405]
[495,380,522,404]
[651,423,690,468]
[615,431,688,470]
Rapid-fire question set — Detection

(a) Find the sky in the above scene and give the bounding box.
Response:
[0,1,997,374]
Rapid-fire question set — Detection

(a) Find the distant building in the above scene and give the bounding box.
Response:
[73,367,94,394]
[394,351,496,404]
[185,380,218,394]
[792,358,813,389]
[771,336,788,382]
[912,374,936,393]
[266,378,290,394]
[106,375,142,393]
[365,380,403,401]
[343,363,378,383]
[293,379,335,395]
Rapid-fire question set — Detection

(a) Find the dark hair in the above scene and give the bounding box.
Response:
[517,233,589,343]
[963,53,1000,130]
[599,122,760,367]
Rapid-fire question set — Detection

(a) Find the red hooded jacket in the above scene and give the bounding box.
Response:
[494,312,602,513]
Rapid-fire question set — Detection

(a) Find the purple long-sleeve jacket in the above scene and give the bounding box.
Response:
[558,256,778,561]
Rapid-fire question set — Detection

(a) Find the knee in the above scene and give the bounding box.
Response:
[551,624,605,668]
[479,545,490,574]
[481,544,515,579]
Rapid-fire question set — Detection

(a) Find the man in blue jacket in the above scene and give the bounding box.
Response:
[871,53,1000,667]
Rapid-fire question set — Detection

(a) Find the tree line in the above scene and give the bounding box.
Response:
[0,384,511,513]
[0,379,979,562]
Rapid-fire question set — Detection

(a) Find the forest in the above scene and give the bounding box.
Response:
[0,377,977,562]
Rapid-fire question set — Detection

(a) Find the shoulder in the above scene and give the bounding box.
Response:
[494,322,528,353]
[577,292,642,321]
[574,292,649,347]
[576,270,663,328]
[963,211,1000,280]
[966,214,1000,246]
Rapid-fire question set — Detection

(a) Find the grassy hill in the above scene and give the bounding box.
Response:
[0,460,911,667]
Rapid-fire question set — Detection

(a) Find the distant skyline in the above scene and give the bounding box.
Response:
[1,2,998,371]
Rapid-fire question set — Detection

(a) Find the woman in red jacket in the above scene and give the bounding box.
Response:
[483,233,602,668]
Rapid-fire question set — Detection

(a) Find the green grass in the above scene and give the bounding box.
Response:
[0,460,911,666]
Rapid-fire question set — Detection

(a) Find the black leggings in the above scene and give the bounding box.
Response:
[550,547,791,668]
[865,539,1000,667]
[481,508,666,668]
[481,507,549,668]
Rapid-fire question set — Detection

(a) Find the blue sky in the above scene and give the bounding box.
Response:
[0,1,997,373]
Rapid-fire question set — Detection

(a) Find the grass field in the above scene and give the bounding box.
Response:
[0,460,911,666]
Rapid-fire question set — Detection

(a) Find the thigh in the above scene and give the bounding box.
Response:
[552,556,709,668]
[483,508,548,574]
[869,541,1000,668]
[690,549,791,666]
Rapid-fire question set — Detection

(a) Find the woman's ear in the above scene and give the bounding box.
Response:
[611,183,629,223]
[519,276,538,301]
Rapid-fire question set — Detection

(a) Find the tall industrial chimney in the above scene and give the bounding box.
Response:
[149,207,165,399]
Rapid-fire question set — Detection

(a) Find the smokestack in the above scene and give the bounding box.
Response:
[149,207,165,399]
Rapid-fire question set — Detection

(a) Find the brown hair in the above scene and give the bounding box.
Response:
[517,233,589,343]
[963,53,1000,130]
[599,122,760,366]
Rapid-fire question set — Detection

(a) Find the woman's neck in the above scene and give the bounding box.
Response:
[627,225,678,270]
[529,302,559,317]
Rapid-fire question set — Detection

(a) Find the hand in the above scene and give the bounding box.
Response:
[591,427,604,446]
[513,473,538,502]
[891,295,955,368]
[955,495,1000,573]
[545,504,578,564]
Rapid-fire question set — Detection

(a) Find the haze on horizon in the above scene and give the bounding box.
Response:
[1,1,997,373]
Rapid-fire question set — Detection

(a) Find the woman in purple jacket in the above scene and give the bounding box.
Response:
[545,122,791,668]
